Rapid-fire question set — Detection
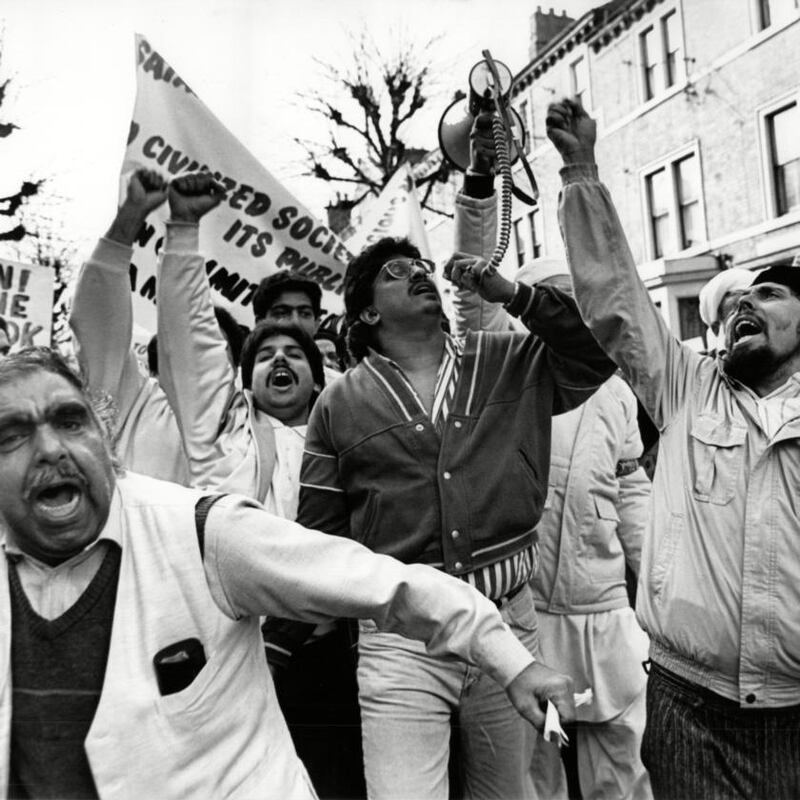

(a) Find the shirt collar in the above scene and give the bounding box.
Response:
[725,369,800,401]
[368,333,461,370]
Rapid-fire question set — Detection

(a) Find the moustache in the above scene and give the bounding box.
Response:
[23,459,86,502]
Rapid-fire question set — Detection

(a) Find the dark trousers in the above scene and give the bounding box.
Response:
[642,662,800,800]
[273,622,366,800]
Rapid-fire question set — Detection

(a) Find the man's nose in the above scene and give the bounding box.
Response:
[736,292,755,312]
[33,424,67,462]
[409,265,428,281]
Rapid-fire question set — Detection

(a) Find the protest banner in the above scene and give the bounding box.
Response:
[121,34,352,334]
[345,165,432,258]
[0,258,54,352]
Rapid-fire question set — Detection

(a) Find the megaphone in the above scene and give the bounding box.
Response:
[437,54,538,206]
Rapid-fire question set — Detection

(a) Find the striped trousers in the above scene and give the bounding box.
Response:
[641,662,800,800]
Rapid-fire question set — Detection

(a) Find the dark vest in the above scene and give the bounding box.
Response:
[7,544,121,800]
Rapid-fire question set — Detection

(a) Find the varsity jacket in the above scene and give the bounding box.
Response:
[448,211,649,610]
[70,238,190,485]
[299,191,615,570]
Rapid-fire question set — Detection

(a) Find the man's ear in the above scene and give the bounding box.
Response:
[359,307,380,326]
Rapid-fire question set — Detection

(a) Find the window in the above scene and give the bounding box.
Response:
[661,10,682,88]
[766,103,800,215]
[570,56,589,108]
[639,8,684,101]
[640,26,658,101]
[646,168,671,257]
[513,219,526,267]
[519,99,531,154]
[528,207,543,259]
[758,0,799,29]
[644,149,704,258]
[678,297,704,342]
[675,153,701,249]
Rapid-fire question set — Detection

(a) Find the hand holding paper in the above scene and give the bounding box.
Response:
[545,688,594,747]
[506,661,576,731]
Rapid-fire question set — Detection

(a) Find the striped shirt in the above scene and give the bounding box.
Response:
[372,335,538,601]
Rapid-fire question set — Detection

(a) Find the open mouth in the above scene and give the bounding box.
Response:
[732,316,763,344]
[411,282,436,296]
[32,481,83,520]
[268,366,297,389]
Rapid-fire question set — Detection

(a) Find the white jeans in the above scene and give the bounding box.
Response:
[357,584,539,800]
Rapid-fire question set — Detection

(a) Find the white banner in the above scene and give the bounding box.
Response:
[0,258,54,351]
[121,34,352,333]
[345,165,432,258]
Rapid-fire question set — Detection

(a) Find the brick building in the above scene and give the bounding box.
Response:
[507,0,800,344]
[420,0,800,344]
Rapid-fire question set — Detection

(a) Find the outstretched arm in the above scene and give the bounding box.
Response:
[206,494,576,730]
[70,169,167,425]
[547,98,702,428]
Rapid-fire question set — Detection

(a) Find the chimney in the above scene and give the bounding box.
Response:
[529,6,575,61]
[326,193,355,235]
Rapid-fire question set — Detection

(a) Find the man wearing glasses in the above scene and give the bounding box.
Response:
[285,155,617,798]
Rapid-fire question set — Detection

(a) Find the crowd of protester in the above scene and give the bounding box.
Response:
[0,96,798,800]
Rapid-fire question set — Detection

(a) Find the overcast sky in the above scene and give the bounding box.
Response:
[0,0,595,260]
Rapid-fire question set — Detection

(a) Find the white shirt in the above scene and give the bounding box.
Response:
[267,418,307,520]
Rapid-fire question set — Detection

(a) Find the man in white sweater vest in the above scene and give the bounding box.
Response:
[0,347,576,799]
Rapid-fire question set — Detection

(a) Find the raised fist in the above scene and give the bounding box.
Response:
[107,168,168,245]
[545,98,597,165]
[444,252,515,305]
[168,173,226,223]
[125,169,168,214]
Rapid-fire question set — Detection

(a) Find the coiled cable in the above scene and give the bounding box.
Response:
[482,113,513,278]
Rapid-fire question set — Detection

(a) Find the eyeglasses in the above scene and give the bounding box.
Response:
[379,258,436,280]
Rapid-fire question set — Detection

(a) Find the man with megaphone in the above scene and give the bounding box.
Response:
[291,108,618,799]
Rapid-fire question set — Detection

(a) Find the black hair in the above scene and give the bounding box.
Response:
[752,265,800,298]
[146,334,159,376]
[214,305,245,366]
[147,308,243,377]
[343,237,420,362]
[314,328,347,372]
[240,322,325,394]
[252,271,323,321]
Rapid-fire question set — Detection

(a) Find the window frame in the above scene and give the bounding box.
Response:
[513,218,527,267]
[757,0,800,30]
[528,206,543,260]
[640,143,707,260]
[758,93,800,219]
[636,5,686,104]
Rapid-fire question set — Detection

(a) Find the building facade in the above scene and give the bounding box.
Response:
[504,0,800,344]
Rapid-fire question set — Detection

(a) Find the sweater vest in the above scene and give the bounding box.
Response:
[7,545,121,800]
[0,473,315,799]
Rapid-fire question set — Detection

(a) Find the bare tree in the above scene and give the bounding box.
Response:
[296,30,454,216]
[0,58,43,241]
[0,39,75,349]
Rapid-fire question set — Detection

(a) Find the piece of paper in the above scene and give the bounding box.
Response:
[544,688,594,748]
